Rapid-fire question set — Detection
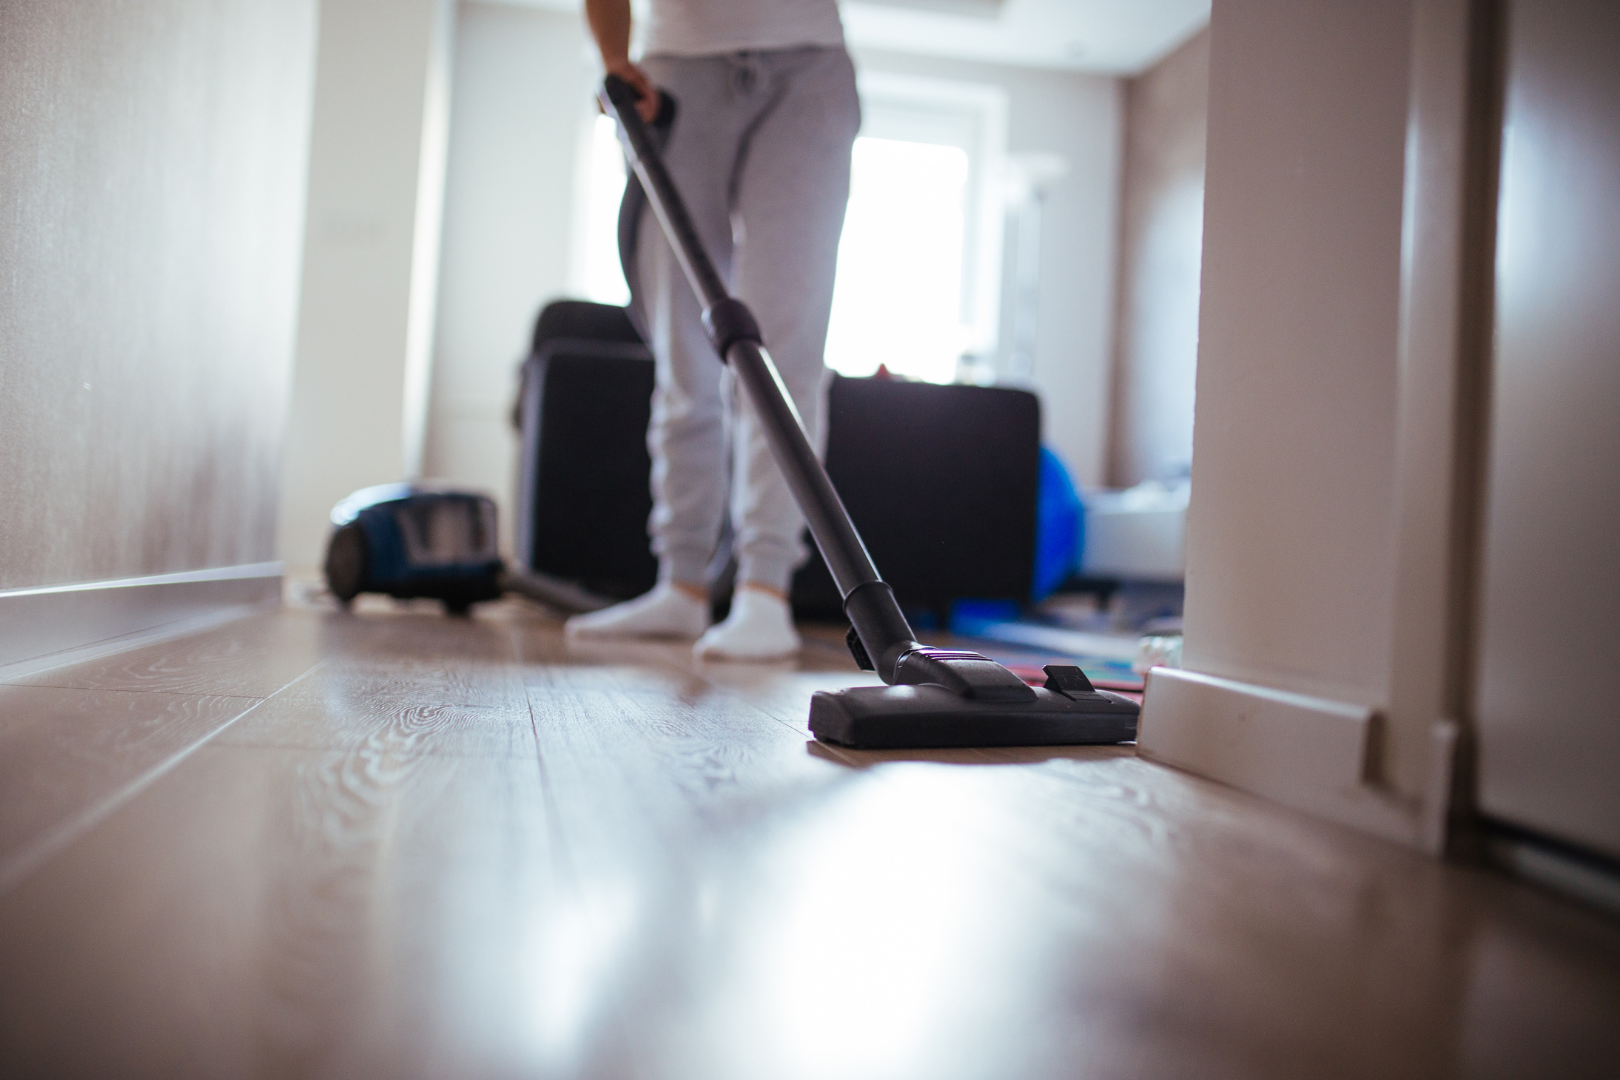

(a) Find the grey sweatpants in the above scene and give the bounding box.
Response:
[629,46,860,594]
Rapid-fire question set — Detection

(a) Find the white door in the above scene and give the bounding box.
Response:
[1474,0,1620,859]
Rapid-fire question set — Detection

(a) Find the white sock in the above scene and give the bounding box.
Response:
[564,582,709,640]
[694,587,800,661]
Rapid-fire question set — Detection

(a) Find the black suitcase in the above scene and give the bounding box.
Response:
[514,301,658,600]
[791,375,1039,619]
[515,301,1041,614]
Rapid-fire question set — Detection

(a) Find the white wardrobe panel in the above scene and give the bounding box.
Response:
[1475,0,1620,858]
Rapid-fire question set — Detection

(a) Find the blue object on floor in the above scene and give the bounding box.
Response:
[324,483,504,613]
[948,598,1023,636]
[1033,447,1083,599]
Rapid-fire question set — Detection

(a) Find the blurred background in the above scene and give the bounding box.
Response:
[270,0,1210,599]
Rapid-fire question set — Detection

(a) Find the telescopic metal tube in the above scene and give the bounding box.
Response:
[725,338,880,597]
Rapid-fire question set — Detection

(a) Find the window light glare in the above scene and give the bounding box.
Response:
[580,115,631,307]
[825,138,971,384]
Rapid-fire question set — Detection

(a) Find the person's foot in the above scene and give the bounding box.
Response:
[565,582,709,640]
[694,586,800,660]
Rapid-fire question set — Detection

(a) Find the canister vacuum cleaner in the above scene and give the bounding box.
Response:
[323,483,609,616]
[599,75,1139,750]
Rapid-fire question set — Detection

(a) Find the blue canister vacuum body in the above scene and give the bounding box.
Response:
[323,484,606,616]
[324,484,505,614]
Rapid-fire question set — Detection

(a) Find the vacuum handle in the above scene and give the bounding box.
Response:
[602,76,728,310]
[600,74,924,679]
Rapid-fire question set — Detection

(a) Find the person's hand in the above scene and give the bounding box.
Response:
[605,57,660,123]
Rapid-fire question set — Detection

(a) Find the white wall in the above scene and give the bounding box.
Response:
[1138,0,1458,847]
[1108,29,1208,488]
[423,3,599,547]
[277,0,455,574]
[852,48,1122,490]
[1180,0,1413,706]
[0,0,316,589]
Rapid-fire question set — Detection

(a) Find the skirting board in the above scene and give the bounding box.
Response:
[0,563,282,669]
[1138,668,1436,848]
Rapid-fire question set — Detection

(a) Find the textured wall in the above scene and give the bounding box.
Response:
[0,0,316,591]
[1182,0,1412,704]
[1108,29,1208,488]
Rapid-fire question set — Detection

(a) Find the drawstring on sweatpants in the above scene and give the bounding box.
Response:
[728,52,762,97]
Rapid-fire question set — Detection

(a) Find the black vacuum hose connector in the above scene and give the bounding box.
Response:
[702,298,762,360]
[842,580,921,682]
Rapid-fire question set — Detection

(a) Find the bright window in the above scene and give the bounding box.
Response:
[571,114,632,307]
[823,138,970,383]
[835,74,1007,383]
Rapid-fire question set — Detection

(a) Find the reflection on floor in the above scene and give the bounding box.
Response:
[1,599,1617,1079]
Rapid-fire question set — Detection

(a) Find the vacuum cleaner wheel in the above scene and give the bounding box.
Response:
[324,522,368,604]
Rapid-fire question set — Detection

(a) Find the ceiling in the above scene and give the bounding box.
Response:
[514,0,1210,76]
[843,0,1208,75]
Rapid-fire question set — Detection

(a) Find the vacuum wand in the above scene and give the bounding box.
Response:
[601,74,922,681]
[600,75,1139,749]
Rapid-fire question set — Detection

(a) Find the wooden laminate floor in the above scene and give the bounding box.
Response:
[2,600,1617,1079]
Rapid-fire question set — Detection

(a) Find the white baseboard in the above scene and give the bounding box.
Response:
[1139,668,1430,847]
[0,563,282,669]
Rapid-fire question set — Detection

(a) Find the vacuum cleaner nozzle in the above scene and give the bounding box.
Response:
[601,73,1141,751]
[810,660,1138,750]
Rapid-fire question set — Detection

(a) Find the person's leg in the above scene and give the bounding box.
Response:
[730,47,859,594]
[693,47,860,659]
[568,55,750,640]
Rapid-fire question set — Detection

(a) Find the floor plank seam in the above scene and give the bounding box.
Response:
[4,683,269,702]
[607,643,875,766]
[697,678,834,750]
[522,686,587,901]
[0,658,330,898]
[211,736,540,762]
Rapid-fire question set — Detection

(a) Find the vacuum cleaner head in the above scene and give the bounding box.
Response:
[810,660,1138,749]
[324,484,504,614]
[600,73,1141,750]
